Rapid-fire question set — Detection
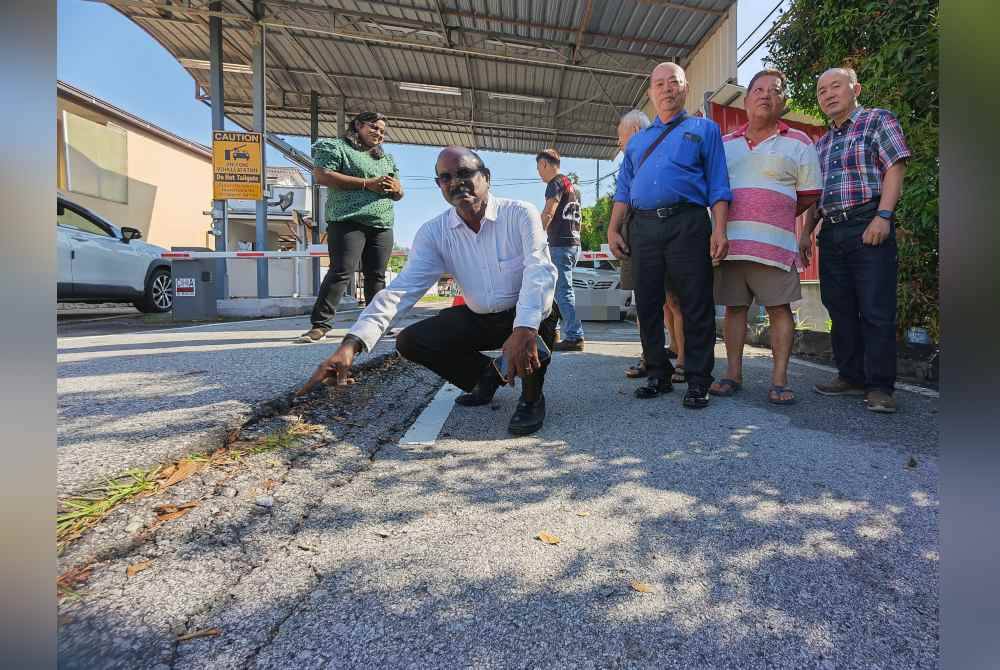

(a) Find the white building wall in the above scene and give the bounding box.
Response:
[683,4,738,115]
[640,4,738,119]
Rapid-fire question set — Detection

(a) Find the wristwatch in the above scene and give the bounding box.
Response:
[877,209,895,221]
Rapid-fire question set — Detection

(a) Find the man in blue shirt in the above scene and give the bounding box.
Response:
[608,62,732,408]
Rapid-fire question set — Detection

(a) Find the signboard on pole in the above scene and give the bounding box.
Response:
[212,131,263,200]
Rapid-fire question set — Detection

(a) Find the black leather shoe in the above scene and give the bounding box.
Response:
[552,338,584,352]
[683,385,710,409]
[455,367,502,407]
[634,376,672,399]
[508,394,546,435]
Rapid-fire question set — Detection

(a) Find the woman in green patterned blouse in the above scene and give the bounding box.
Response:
[297,111,404,343]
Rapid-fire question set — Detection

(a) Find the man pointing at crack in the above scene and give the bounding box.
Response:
[299,146,558,436]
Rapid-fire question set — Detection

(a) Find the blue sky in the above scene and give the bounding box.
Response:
[57,0,784,246]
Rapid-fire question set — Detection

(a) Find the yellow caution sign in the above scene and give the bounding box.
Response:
[212,131,263,200]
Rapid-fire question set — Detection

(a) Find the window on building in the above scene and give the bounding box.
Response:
[61,110,129,204]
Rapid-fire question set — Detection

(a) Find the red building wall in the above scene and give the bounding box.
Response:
[708,102,824,281]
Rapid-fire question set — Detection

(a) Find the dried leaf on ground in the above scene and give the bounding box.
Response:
[176,628,222,642]
[576,511,591,517]
[157,464,177,481]
[162,460,203,488]
[152,501,199,525]
[535,532,561,545]
[57,564,93,591]
[630,580,654,594]
[126,560,153,577]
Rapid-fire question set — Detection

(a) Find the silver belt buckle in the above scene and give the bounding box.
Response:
[655,206,670,218]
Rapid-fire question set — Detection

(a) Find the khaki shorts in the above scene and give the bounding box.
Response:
[713,260,801,307]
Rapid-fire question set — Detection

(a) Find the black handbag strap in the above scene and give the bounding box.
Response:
[635,114,687,174]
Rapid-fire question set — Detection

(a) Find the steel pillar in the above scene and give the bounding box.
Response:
[209,2,228,300]
[252,22,269,297]
[310,90,321,294]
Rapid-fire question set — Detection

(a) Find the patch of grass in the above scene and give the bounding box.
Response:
[57,468,162,551]
[417,294,453,303]
[57,423,324,553]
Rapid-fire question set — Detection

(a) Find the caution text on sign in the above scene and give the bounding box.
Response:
[212,131,263,200]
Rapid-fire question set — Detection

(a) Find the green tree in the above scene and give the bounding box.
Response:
[765,0,939,339]
[579,175,617,251]
[388,245,408,273]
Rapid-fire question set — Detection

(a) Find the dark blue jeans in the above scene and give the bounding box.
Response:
[817,215,898,394]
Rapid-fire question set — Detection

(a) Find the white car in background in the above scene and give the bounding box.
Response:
[572,256,631,321]
[57,196,173,313]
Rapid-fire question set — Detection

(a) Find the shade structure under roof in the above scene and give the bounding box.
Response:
[108,0,737,160]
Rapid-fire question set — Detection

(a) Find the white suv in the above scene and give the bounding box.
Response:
[57,197,173,313]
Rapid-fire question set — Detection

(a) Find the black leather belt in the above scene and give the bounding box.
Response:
[633,202,701,220]
[822,199,879,225]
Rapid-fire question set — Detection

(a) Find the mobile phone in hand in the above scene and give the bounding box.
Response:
[492,335,551,382]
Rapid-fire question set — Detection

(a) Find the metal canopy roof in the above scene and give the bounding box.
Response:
[107,0,736,160]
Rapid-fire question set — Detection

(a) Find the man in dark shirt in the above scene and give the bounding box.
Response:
[536,149,585,351]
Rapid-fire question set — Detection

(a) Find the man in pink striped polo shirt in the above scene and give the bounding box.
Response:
[709,69,822,404]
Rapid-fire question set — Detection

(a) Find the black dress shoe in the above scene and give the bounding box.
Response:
[683,385,710,409]
[455,366,502,407]
[634,376,673,399]
[552,338,584,352]
[508,394,546,435]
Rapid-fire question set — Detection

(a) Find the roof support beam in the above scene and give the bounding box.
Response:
[257,1,692,54]
[571,0,594,65]
[588,70,624,122]
[436,8,691,52]
[237,77,633,117]
[277,24,652,78]
[226,105,619,141]
[89,0,252,23]
[271,28,344,97]
[636,0,728,16]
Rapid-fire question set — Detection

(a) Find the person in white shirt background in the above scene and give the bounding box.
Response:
[299,146,558,436]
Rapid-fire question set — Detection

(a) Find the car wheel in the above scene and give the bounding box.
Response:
[137,268,172,313]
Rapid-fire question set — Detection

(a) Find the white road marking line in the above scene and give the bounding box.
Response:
[399,383,462,446]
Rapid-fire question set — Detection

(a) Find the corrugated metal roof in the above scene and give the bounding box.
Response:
[109,0,736,159]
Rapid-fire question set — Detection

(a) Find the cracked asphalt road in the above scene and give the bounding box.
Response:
[57,321,938,669]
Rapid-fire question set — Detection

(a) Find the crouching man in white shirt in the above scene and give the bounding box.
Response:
[299,146,558,436]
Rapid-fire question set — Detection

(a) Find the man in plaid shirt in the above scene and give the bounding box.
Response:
[799,67,911,413]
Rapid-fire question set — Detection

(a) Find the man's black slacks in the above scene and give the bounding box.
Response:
[395,305,558,392]
[631,207,716,388]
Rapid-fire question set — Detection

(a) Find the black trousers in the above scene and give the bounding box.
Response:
[818,212,898,393]
[395,305,558,393]
[631,207,715,387]
[310,220,394,330]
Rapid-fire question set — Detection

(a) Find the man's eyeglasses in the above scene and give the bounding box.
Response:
[362,122,385,133]
[434,168,483,186]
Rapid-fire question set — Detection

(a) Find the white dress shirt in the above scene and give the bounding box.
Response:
[348,194,557,352]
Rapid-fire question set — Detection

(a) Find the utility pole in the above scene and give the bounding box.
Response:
[596,159,600,202]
